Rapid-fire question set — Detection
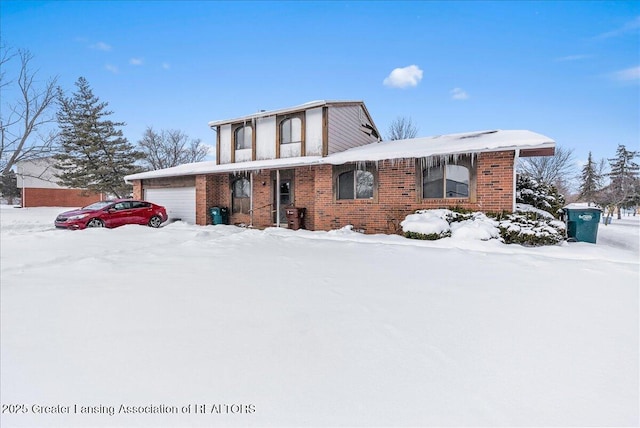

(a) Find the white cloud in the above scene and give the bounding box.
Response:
[555,54,591,62]
[105,64,119,74]
[450,87,469,100]
[383,65,423,88]
[162,62,171,70]
[130,58,144,66]
[596,16,640,39]
[611,65,640,82]
[90,41,112,51]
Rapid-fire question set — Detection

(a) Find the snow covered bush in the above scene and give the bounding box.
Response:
[516,174,565,217]
[401,209,453,240]
[402,207,564,246]
[401,209,500,241]
[498,212,566,246]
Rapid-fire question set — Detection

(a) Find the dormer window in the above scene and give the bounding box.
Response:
[234,125,252,150]
[280,117,302,145]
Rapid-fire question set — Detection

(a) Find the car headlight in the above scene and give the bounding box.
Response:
[67,214,89,220]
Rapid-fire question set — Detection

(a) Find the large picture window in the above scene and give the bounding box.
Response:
[231,177,251,214]
[335,164,375,200]
[234,125,252,150]
[280,117,302,145]
[422,157,473,199]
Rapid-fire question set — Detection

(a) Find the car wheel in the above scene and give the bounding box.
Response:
[148,215,163,228]
[87,218,105,228]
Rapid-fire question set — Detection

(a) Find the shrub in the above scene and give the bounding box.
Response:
[404,230,452,240]
[516,174,565,217]
[498,212,566,246]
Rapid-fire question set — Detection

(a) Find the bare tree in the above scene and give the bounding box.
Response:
[518,145,576,187]
[386,116,418,141]
[0,46,59,177]
[138,127,209,170]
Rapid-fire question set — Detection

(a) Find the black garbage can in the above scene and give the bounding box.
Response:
[220,207,229,225]
[564,206,602,244]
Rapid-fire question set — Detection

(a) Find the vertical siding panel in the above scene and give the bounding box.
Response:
[256,116,276,160]
[219,124,232,164]
[305,107,323,156]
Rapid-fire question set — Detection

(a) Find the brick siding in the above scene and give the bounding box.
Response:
[21,188,103,208]
[135,150,515,234]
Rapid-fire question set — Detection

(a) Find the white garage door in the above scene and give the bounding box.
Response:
[144,187,196,224]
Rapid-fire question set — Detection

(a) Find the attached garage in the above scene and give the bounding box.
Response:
[144,187,196,224]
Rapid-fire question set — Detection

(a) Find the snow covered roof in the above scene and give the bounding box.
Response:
[323,129,554,164]
[124,129,555,182]
[207,100,365,127]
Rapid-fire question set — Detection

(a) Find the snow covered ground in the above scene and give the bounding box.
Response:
[1,206,638,427]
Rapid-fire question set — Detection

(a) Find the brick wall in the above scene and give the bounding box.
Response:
[21,188,103,208]
[132,181,142,199]
[145,150,515,234]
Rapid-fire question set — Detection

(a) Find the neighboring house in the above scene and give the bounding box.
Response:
[125,100,555,234]
[15,157,103,207]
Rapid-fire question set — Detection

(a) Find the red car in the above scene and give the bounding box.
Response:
[55,199,168,230]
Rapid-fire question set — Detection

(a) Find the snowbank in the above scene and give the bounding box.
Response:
[1,206,638,427]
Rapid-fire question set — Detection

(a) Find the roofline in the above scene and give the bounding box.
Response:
[125,134,555,182]
[207,100,366,128]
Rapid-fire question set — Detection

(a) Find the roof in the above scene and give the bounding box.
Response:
[125,129,555,182]
[207,100,366,127]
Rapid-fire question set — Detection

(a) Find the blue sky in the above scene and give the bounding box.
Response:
[2,0,638,171]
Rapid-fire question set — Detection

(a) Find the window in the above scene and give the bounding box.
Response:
[336,166,375,200]
[280,117,302,145]
[234,125,252,150]
[231,177,251,214]
[131,201,150,209]
[422,159,471,199]
[113,201,132,210]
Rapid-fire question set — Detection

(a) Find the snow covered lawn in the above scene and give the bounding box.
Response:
[1,206,638,427]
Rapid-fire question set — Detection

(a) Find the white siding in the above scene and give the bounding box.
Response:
[219,124,232,164]
[280,143,301,158]
[256,116,276,160]
[235,148,252,162]
[16,158,65,189]
[305,107,323,156]
[144,187,196,224]
[327,105,379,155]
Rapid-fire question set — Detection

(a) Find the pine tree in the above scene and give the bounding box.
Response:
[606,144,639,218]
[54,77,143,198]
[577,151,602,204]
[516,173,565,217]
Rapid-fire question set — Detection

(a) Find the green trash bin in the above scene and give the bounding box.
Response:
[564,206,602,244]
[210,207,222,225]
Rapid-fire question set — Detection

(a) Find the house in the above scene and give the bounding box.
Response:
[15,157,103,207]
[125,100,555,234]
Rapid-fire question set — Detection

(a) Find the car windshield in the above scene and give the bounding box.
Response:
[82,201,113,210]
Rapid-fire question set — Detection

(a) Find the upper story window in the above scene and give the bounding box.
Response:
[234,125,252,150]
[335,164,375,200]
[280,117,302,145]
[422,157,472,199]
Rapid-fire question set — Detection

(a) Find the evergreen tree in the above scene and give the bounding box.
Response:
[577,151,602,204]
[607,144,639,218]
[0,169,20,204]
[516,173,565,217]
[54,77,143,198]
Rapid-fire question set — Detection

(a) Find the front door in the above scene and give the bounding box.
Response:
[273,179,292,224]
